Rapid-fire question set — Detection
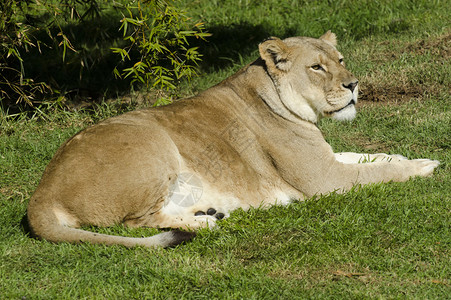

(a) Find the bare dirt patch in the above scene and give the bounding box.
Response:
[359,83,425,103]
[358,32,450,105]
[405,32,451,57]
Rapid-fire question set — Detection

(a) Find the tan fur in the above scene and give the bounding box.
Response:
[27,32,440,248]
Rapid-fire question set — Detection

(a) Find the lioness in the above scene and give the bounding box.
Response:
[27,31,439,248]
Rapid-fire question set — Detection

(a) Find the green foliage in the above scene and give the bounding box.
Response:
[0,0,208,108]
[112,0,210,101]
[0,0,49,105]
[0,0,110,106]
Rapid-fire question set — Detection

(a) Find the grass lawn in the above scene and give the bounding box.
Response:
[1,0,450,298]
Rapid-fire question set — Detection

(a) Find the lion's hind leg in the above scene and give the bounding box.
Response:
[137,209,219,230]
[194,208,226,220]
[123,195,230,230]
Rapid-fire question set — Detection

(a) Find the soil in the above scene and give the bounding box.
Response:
[359,84,425,103]
[358,32,450,105]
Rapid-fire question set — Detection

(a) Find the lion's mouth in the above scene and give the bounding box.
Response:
[331,99,355,114]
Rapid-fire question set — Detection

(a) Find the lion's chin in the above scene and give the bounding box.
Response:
[331,104,356,121]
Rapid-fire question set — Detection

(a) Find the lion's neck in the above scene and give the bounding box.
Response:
[273,86,318,123]
[255,71,318,124]
[223,61,319,125]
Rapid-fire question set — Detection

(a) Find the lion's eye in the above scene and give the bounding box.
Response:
[339,58,344,64]
[311,64,324,71]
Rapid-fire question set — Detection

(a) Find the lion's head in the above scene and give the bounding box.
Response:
[259,31,358,123]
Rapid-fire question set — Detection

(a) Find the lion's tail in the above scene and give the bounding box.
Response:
[27,201,195,248]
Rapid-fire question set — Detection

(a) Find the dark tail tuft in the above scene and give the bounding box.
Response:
[167,230,196,247]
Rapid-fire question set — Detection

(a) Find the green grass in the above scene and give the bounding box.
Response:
[1,0,450,298]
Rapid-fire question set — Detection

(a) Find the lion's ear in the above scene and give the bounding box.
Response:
[319,30,337,47]
[259,37,292,73]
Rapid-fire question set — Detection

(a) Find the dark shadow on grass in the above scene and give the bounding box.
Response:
[21,214,31,237]
[21,15,132,102]
[15,22,274,106]
[191,22,294,72]
[2,21,290,114]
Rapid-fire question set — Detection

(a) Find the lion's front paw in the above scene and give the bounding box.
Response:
[386,154,408,162]
[370,153,408,162]
[409,159,440,177]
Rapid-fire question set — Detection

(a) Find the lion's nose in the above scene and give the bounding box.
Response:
[343,81,358,93]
